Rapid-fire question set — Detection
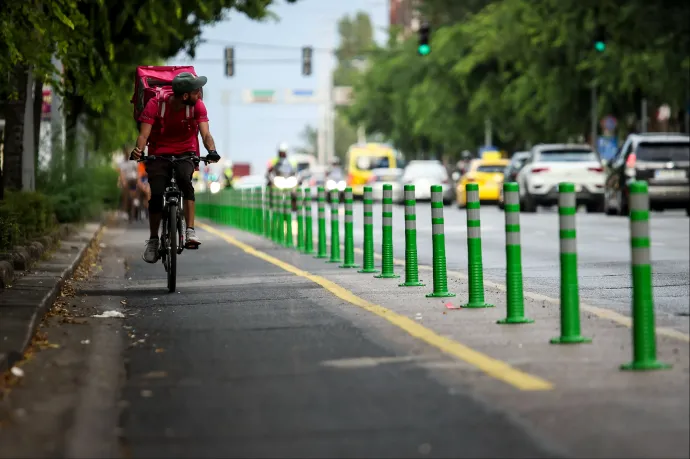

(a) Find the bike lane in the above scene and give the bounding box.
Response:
[116,222,562,458]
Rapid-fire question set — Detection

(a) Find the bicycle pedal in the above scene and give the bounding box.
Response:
[185,244,200,250]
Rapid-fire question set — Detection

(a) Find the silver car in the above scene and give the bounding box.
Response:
[402,160,453,203]
[370,168,404,203]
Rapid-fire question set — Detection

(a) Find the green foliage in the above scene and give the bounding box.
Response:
[37,163,120,223]
[347,0,690,159]
[0,191,56,252]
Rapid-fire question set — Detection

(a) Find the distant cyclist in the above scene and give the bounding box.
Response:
[131,72,220,263]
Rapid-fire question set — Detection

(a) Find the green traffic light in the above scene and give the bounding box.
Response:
[594,41,606,52]
[418,44,430,55]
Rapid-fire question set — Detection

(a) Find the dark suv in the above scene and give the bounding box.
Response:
[603,133,690,216]
[498,151,530,209]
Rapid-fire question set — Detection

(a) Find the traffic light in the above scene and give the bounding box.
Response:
[593,25,606,52]
[224,47,234,76]
[302,46,313,76]
[418,22,431,55]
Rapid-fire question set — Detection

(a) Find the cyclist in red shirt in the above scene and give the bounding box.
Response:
[131,72,221,263]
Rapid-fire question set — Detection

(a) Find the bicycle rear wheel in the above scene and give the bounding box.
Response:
[167,204,178,293]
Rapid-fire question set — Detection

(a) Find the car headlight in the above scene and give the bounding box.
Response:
[336,181,346,191]
[210,182,221,194]
[326,179,336,190]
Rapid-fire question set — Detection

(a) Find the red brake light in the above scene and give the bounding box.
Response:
[626,153,637,168]
[465,177,476,182]
[367,176,377,184]
[531,167,550,173]
[587,166,603,173]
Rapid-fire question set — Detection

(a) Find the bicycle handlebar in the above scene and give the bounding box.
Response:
[133,154,218,164]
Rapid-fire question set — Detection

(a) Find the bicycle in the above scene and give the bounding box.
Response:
[137,154,214,293]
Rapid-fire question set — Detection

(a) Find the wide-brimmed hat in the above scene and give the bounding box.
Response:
[172,72,207,93]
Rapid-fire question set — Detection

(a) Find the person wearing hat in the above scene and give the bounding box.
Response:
[131,72,221,264]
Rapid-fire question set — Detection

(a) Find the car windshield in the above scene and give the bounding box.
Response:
[539,150,598,162]
[636,142,690,162]
[403,162,448,179]
[476,165,506,173]
[356,155,391,170]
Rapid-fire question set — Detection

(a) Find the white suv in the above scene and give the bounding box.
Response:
[515,144,606,212]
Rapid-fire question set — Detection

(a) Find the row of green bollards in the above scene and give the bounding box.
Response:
[198,180,669,372]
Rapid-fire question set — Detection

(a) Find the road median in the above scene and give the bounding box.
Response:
[200,221,689,459]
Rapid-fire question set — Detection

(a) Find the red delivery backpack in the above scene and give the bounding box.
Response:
[131,65,203,157]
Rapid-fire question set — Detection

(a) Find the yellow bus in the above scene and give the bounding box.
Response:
[345,143,403,197]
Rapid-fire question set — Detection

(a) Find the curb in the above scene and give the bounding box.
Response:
[0,221,105,372]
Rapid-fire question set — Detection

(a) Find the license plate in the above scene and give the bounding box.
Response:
[655,169,686,180]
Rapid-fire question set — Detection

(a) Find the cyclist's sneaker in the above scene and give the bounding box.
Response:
[185,228,201,248]
[142,238,160,263]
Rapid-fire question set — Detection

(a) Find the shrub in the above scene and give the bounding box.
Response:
[0,191,55,252]
[37,164,120,223]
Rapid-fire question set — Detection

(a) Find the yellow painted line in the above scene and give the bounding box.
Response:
[199,223,553,391]
[351,247,690,343]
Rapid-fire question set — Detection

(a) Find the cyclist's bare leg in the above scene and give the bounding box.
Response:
[184,200,195,228]
[149,213,162,239]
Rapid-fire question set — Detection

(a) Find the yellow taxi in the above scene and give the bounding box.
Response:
[345,143,399,197]
[456,155,509,208]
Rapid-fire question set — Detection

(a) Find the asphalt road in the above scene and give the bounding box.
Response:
[116,222,560,458]
[348,202,690,321]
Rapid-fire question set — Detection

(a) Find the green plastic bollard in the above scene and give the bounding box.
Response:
[399,185,424,287]
[315,187,328,259]
[340,188,359,268]
[426,185,454,297]
[303,188,315,254]
[621,181,671,371]
[283,189,293,248]
[374,184,399,279]
[296,188,305,251]
[254,186,263,234]
[275,190,284,245]
[461,183,493,308]
[327,190,342,263]
[358,186,379,274]
[263,186,271,238]
[497,183,533,324]
[551,182,591,343]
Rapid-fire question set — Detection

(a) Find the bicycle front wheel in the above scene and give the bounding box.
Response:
[167,204,178,293]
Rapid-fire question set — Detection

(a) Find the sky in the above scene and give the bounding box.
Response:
[167,0,388,174]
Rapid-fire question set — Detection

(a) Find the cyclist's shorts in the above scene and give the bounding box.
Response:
[128,179,138,191]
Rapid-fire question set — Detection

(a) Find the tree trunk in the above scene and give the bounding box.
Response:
[33,78,44,176]
[2,64,29,192]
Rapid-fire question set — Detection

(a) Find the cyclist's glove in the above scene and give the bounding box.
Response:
[207,150,221,163]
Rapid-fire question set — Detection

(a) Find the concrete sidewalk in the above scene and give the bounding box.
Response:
[201,222,690,459]
[0,223,103,372]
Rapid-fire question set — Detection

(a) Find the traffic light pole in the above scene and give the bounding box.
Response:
[590,83,597,150]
